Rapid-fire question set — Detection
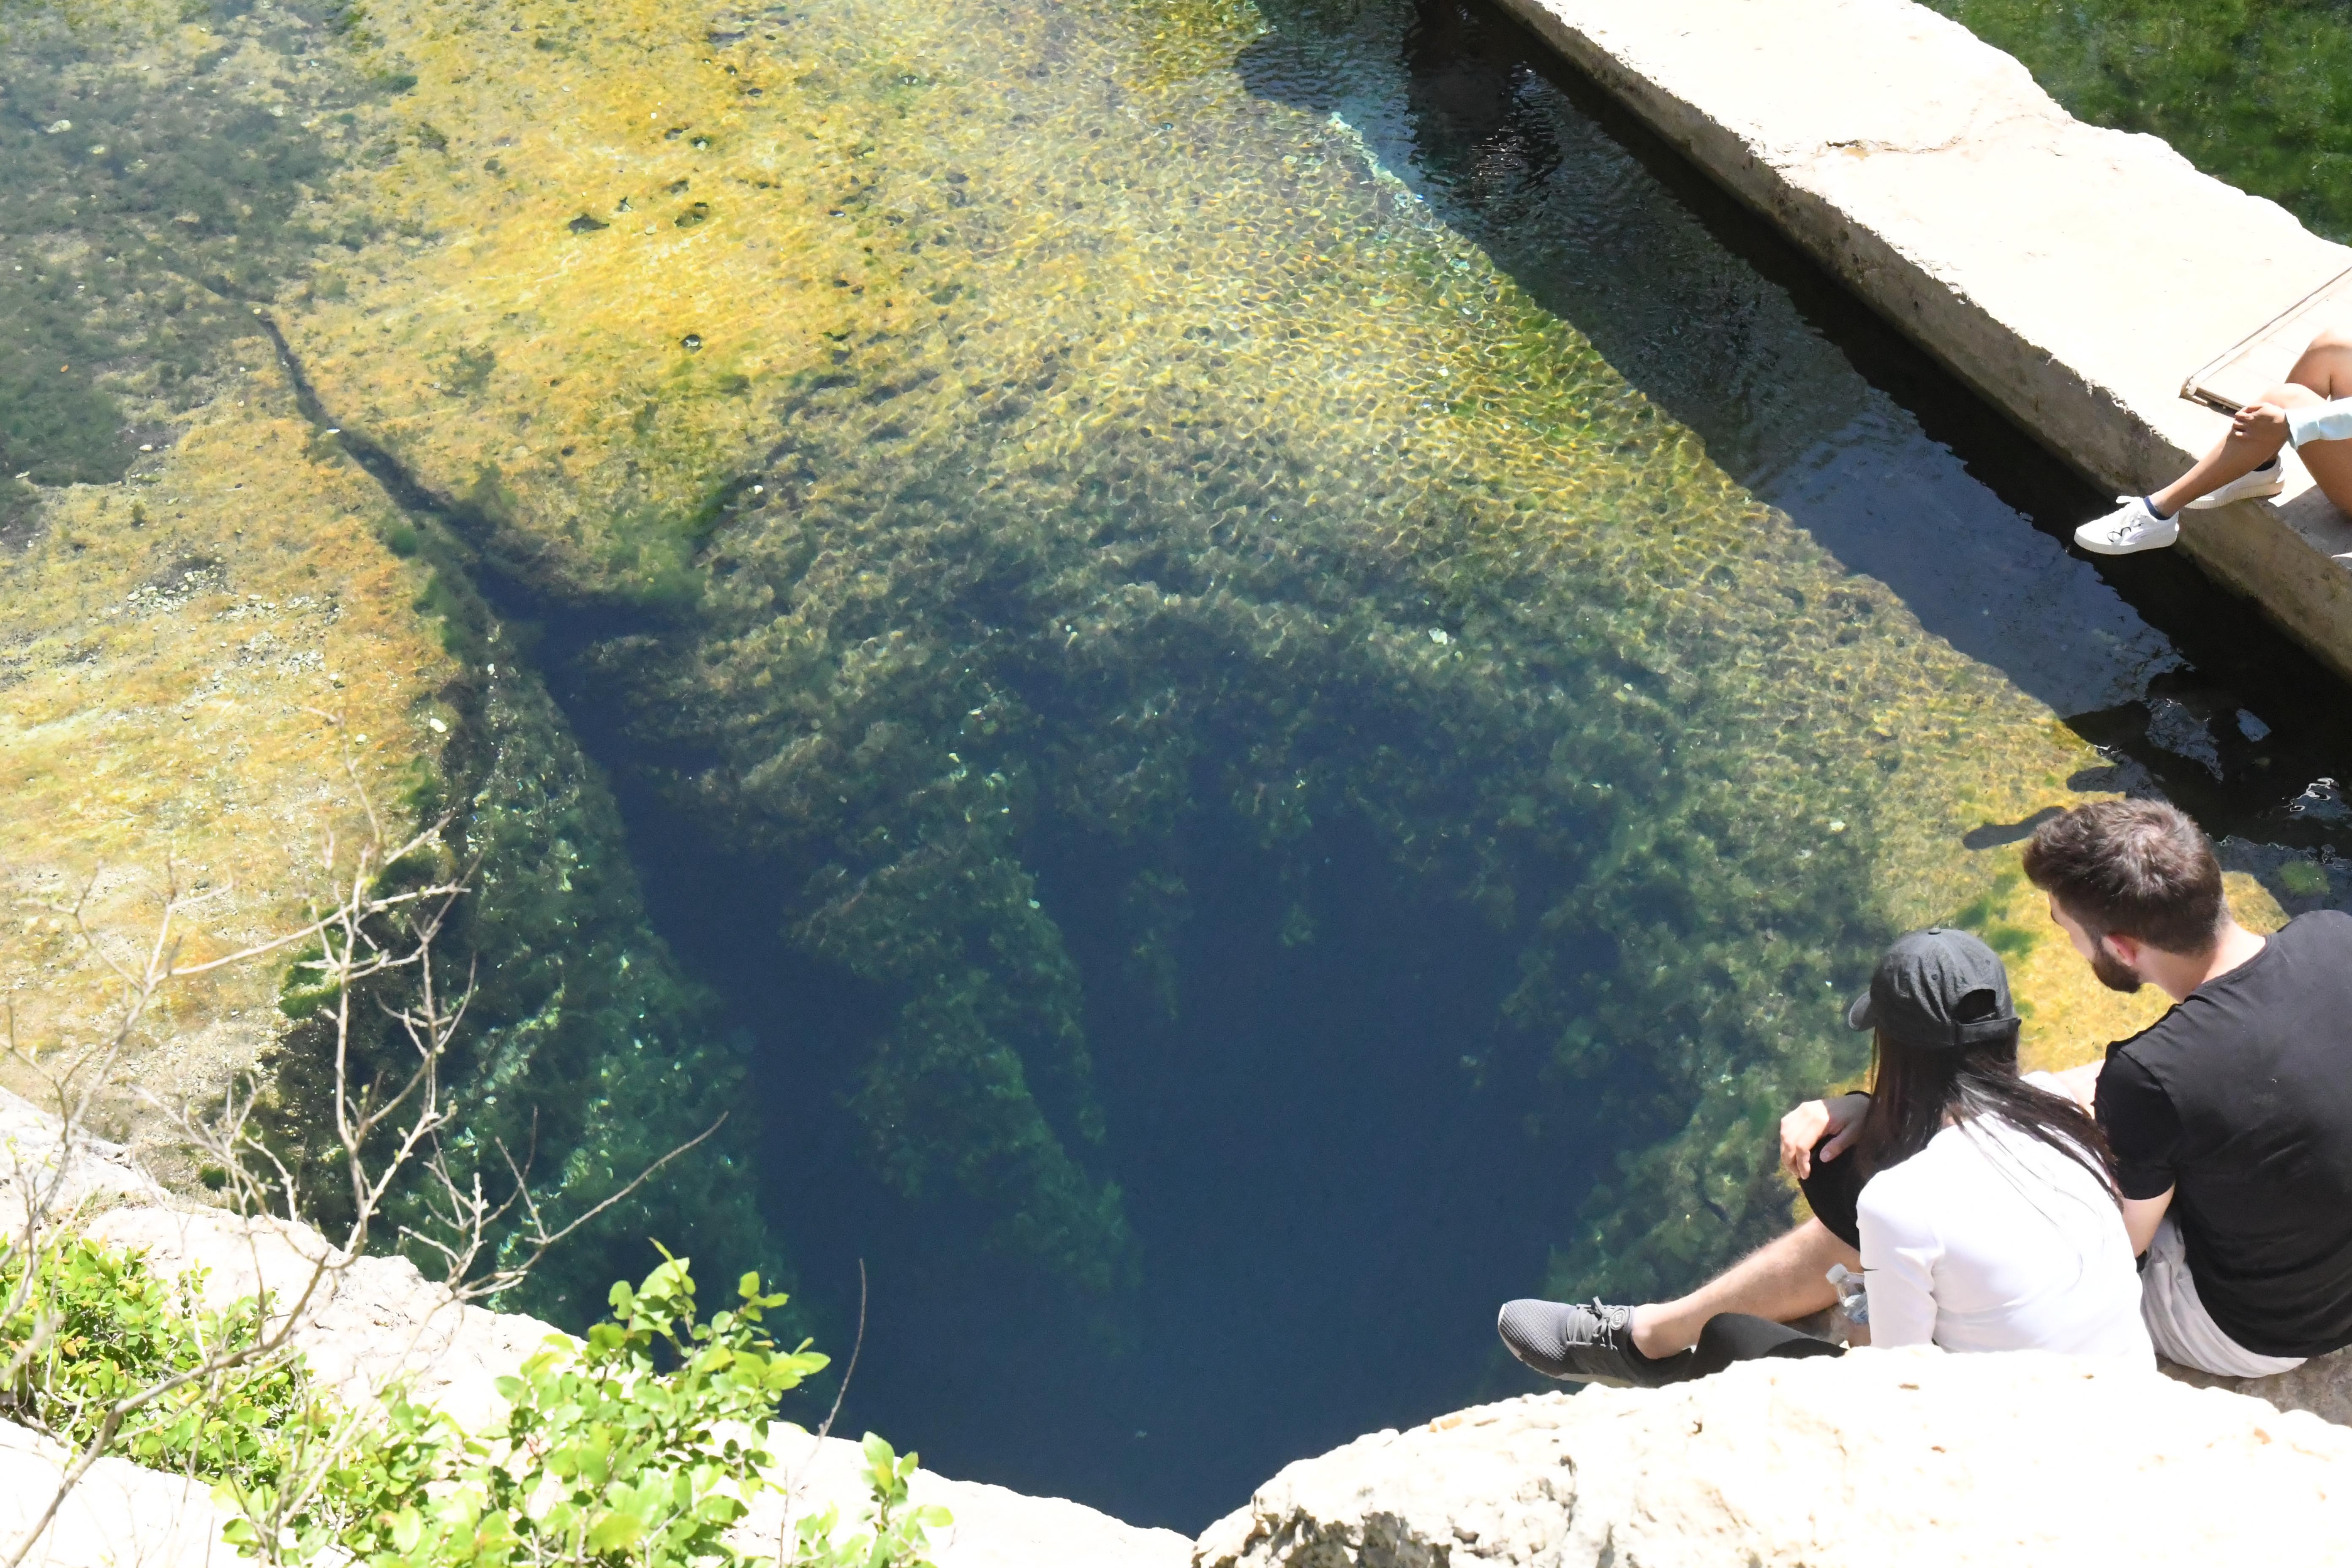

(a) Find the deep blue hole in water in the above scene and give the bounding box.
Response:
[539,0,2352,1533]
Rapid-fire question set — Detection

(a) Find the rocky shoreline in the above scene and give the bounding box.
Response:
[9,1085,2352,1568]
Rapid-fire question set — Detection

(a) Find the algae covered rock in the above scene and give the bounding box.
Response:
[191,0,2129,1309]
[0,0,781,1322]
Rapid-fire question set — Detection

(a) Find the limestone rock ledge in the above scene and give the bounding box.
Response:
[1195,1350,2352,1567]
[0,1092,1187,1568]
[0,1205,1190,1568]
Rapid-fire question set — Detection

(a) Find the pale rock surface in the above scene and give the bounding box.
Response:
[1,1417,234,1568]
[0,1089,1183,1568]
[2163,1342,2352,1429]
[81,1203,561,1433]
[3,1083,562,1432]
[1196,1349,2352,1567]
[1488,0,2352,681]
[743,1427,1192,1568]
[0,1086,173,1216]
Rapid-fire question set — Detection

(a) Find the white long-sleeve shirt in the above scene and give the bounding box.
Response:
[2287,399,2352,447]
[1857,1118,2153,1359]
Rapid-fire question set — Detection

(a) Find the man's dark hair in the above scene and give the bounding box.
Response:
[2021,799,2225,955]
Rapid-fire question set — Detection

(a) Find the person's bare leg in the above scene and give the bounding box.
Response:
[2299,430,2352,518]
[2151,327,2352,514]
[1627,1217,1859,1358]
[2285,325,2352,398]
[2151,381,2309,515]
[2280,327,2352,517]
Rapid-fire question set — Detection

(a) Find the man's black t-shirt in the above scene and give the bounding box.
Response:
[2099,909,2352,1359]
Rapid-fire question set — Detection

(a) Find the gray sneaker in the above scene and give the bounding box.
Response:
[1497,1298,1691,1388]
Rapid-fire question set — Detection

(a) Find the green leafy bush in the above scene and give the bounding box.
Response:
[2,1236,941,1568]
[0,1237,316,1491]
[237,1252,943,1568]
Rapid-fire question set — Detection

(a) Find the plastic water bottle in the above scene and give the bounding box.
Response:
[1826,1263,1870,1346]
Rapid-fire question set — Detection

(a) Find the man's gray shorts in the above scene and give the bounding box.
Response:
[2141,1215,2307,1378]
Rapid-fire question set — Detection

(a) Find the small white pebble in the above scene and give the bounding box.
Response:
[427,716,448,734]
[1828,819,1847,833]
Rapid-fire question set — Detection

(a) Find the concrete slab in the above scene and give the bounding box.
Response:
[1490,0,2352,680]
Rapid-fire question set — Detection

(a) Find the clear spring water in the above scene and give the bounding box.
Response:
[571,0,2352,1526]
[11,0,2352,1536]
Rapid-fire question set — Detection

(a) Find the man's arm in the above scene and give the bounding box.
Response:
[2051,1062,2107,1109]
[1779,1091,1870,1180]
[2089,1048,2179,1255]
[2121,1187,2173,1257]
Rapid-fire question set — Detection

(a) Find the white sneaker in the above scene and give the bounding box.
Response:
[2075,496,2180,555]
[2187,462,2286,509]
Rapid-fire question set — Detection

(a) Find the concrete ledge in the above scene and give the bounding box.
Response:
[1492,0,2352,680]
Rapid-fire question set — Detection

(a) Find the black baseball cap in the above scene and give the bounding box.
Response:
[1844,927,2020,1051]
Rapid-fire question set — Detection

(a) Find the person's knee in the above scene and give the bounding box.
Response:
[2261,381,2324,409]
[2308,324,2352,357]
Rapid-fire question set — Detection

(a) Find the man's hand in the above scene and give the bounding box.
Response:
[2046,1059,2103,1112]
[1780,1092,1870,1181]
[2233,400,2290,446]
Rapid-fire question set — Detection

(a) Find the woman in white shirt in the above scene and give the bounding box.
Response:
[1705,926,2151,1368]
[1494,927,2151,1385]
[2073,323,2352,557]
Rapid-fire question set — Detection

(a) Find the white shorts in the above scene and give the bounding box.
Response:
[2140,1215,2307,1378]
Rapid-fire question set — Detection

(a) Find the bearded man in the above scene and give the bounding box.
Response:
[2000,798,2352,1375]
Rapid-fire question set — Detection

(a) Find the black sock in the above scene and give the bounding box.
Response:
[2145,495,2175,521]
[2256,456,2281,471]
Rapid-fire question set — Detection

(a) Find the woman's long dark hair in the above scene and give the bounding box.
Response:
[1855,1029,2120,1204]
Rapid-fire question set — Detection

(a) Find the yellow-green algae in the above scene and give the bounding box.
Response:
[0,0,776,1319]
[213,0,2171,1304]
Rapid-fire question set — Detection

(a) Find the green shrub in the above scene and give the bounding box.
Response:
[246,1252,904,1568]
[0,1238,316,1492]
[1,1236,941,1568]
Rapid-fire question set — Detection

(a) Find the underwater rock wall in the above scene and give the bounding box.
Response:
[230,0,2171,1314]
[3,0,2196,1327]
